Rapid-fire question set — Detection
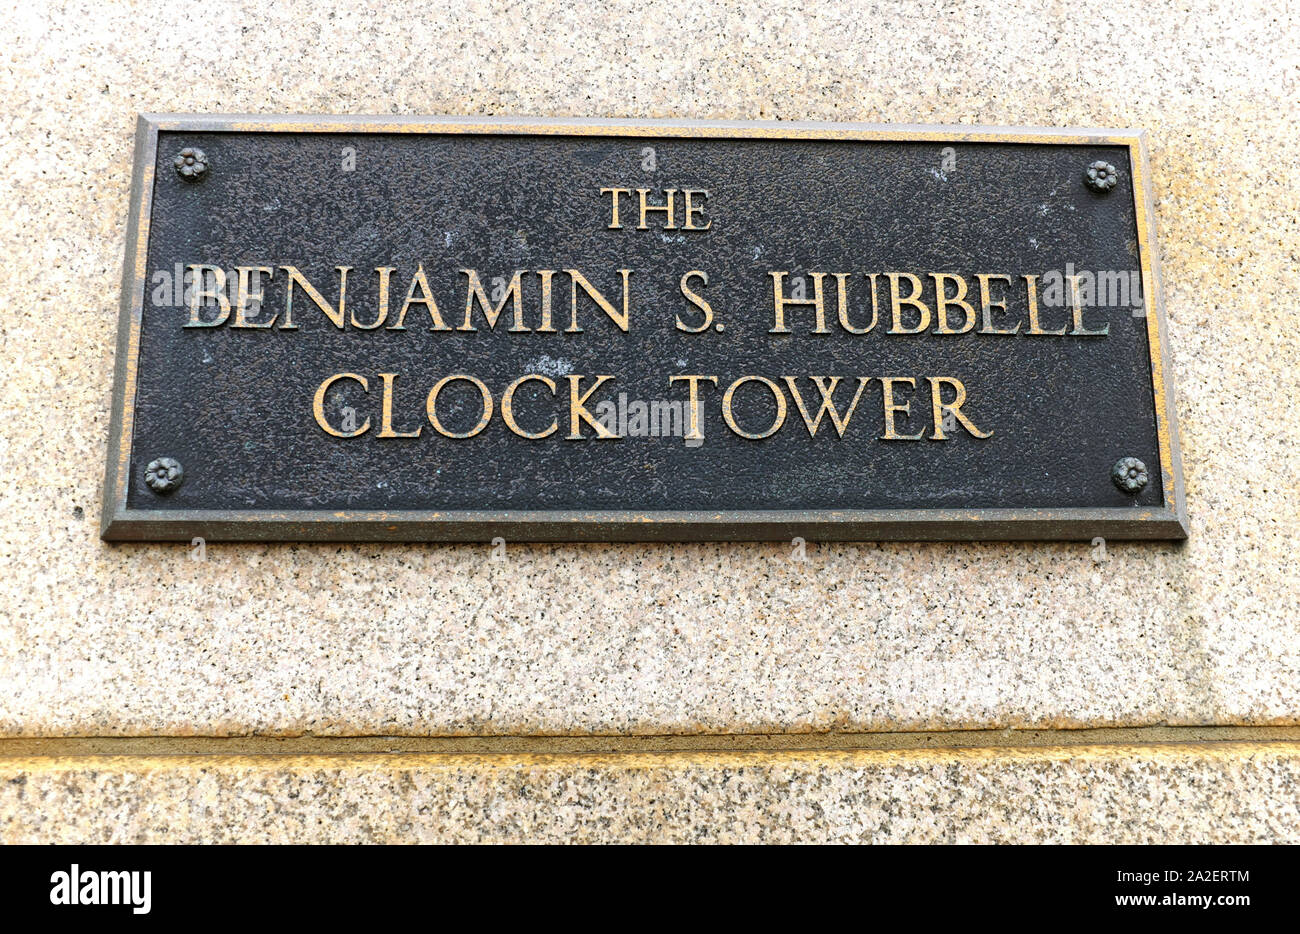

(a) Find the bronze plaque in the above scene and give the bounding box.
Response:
[103,115,1186,541]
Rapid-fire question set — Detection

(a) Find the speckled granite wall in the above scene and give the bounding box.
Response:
[5,745,1300,844]
[1,0,1297,842]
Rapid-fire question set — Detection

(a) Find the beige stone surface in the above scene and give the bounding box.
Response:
[0,0,1297,738]
[3,743,1298,843]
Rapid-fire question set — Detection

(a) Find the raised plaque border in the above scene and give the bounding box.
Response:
[102,115,1187,542]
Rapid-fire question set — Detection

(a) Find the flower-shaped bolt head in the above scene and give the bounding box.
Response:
[174,147,208,182]
[1111,456,1148,494]
[144,457,184,494]
[1085,160,1118,192]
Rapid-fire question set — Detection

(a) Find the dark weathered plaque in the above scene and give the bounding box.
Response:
[103,115,1186,541]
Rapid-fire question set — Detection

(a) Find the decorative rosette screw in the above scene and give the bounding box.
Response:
[145,457,184,494]
[1085,160,1118,192]
[174,147,208,181]
[1111,456,1148,494]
